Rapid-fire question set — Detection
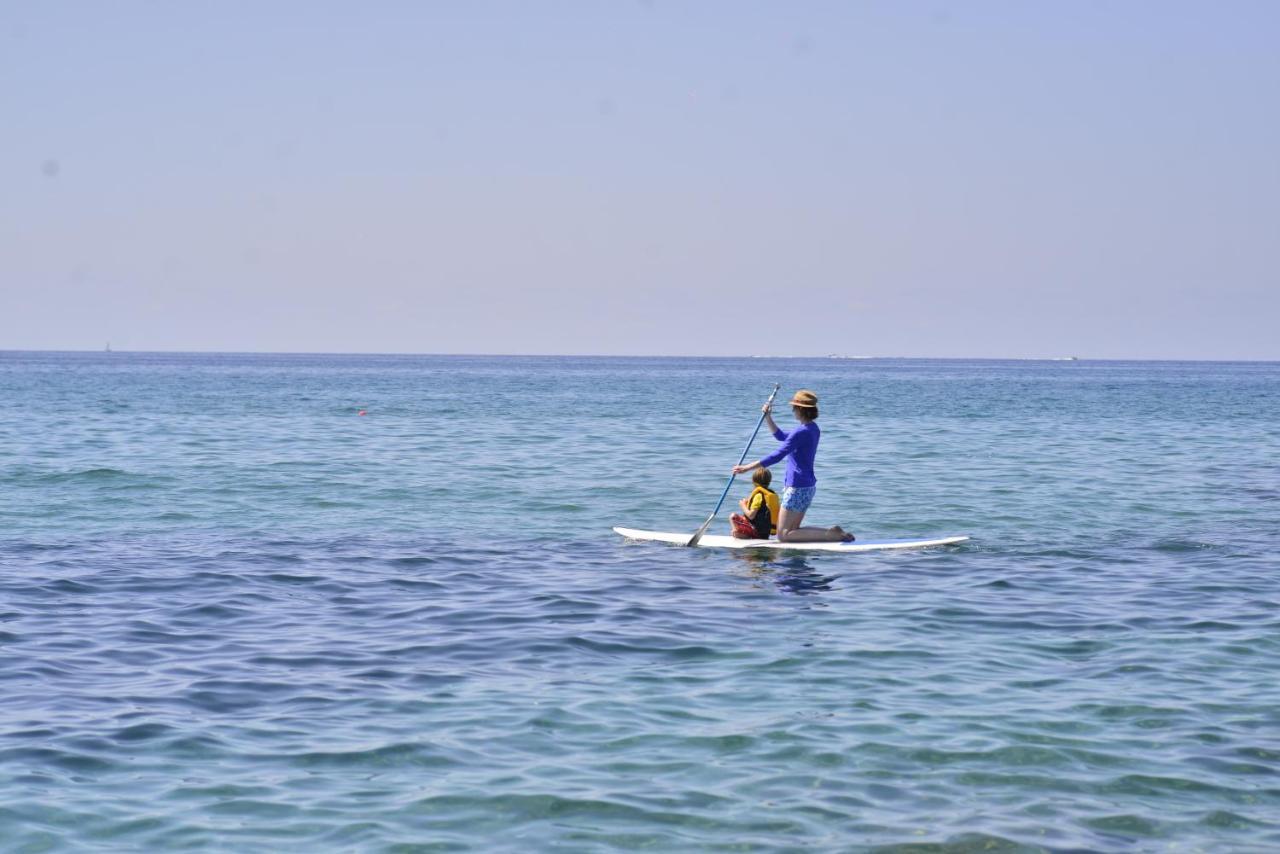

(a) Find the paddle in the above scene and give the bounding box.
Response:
[687,383,781,547]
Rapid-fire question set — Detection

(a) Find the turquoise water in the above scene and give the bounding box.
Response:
[2,352,1278,851]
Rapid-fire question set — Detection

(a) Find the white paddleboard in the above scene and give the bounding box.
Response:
[613,527,969,553]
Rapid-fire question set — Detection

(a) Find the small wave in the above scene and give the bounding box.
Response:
[70,467,128,479]
[20,467,175,490]
[1083,812,1165,837]
[1101,773,1237,797]
[282,742,462,769]
[0,746,118,774]
[110,723,177,743]
[32,467,130,483]
[1200,810,1272,830]
[1150,538,1220,552]
[565,636,725,660]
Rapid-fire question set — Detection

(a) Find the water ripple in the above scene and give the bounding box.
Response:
[2,354,1279,850]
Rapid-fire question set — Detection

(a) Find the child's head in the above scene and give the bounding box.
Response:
[752,467,772,488]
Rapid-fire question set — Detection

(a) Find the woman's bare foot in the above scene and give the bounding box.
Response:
[831,525,855,542]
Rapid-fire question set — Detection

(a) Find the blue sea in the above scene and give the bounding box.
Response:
[2,352,1278,852]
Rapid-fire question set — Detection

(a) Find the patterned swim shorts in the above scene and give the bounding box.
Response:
[781,486,816,513]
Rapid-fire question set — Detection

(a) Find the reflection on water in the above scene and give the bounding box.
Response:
[730,550,837,595]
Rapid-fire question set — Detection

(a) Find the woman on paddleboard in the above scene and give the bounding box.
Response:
[732,389,853,543]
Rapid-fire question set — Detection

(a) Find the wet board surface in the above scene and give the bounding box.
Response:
[613,527,970,553]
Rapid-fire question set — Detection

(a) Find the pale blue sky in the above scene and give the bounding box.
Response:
[3,1,1277,358]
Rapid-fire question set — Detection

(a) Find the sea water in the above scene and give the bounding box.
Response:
[1,352,1278,851]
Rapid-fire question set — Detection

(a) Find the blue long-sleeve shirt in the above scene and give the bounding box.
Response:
[759,422,819,488]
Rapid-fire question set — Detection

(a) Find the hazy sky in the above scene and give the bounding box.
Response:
[3,1,1278,358]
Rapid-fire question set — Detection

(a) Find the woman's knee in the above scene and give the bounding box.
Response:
[778,509,805,530]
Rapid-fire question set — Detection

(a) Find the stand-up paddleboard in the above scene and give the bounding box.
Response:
[614,527,969,553]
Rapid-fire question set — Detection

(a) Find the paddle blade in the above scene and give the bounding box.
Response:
[686,515,714,547]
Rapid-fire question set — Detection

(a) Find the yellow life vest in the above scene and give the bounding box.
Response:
[747,485,780,536]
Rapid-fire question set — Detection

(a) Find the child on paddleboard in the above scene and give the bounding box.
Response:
[729,467,780,539]
[732,389,854,543]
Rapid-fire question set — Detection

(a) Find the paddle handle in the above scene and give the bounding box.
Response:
[687,383,781,546]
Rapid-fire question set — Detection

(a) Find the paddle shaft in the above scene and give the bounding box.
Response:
[686,383,781,547]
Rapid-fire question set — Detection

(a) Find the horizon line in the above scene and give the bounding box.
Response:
[2,348,1278,364]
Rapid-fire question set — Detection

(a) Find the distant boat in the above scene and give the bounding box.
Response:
[105,342,112,352]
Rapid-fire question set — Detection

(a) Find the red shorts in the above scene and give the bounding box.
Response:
[730,513,761,539]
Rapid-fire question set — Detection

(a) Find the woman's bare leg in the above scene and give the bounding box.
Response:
[777,509,853,543]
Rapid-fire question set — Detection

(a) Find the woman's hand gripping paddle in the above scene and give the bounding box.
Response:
[686,384,781,547]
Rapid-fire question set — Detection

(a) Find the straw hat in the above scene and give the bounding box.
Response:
[789,389,818,408]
